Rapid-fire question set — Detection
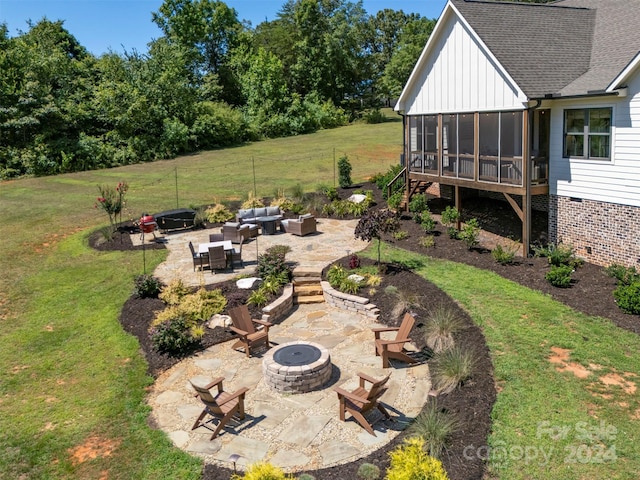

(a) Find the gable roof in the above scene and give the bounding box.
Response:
[398,0,640,108]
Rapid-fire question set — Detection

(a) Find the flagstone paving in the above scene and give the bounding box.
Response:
[142,218,432,473]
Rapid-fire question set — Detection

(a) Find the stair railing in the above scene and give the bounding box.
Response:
[386,166,407,200]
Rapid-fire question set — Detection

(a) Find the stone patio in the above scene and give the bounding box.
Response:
[141,219,432,473]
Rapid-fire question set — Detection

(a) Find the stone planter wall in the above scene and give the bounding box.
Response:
[321,281,380,320]
[262,283,294,323]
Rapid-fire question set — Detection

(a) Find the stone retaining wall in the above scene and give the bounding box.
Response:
[321,281,380,319]
[262,283,294,323]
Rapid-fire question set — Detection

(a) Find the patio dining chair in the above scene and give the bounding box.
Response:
[228,239,244,270]
[208,245,228,273]
[189,241,209,272]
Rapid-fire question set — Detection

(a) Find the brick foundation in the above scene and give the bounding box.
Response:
[549,195,640,268]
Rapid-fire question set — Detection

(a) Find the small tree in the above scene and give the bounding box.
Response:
[354,209,399,267]
[338,154,352,188]
[94,181,128,237]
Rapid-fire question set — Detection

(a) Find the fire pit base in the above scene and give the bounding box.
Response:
[263,341,331,394]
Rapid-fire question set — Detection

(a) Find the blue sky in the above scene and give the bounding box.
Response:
[0,0,447,56]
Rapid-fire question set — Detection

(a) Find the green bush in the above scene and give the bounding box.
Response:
[408,193,429,214]
[205,203,235,223]
[256,248,292,282]
[419,235,436,248]
[386,437,450,480]
[248,289,268,307]
[356,462,380,480]
[387,191,403,210]
[232,461,294,480]
[150,315,201,354]
[179,288,227,321]
[362,108,386,124]
[440,206,460,229]
[460,218,480,249]
[606,263,639,286]
[420,211,436,233]
[409,401,458,458]
[159,279,191,305]
[338,155,352,188]
[372,164,404,199]
[492,243,518,265]
[393,230,409,240]
[613,282,640,314]
[545,265,573,288]
[534,243,582,268]
[133,274,163,298]
[327,264,348,288]
[339,276,362,294]
[321,185,339,201]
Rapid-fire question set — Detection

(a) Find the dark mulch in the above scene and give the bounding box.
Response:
[89,181,638,480]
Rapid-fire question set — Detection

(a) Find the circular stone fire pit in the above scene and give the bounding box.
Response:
[263,341,332,394]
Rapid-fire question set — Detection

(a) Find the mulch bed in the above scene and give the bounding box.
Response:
[89,182,638,480]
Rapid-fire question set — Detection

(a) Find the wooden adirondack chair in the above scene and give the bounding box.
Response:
[373,312,418,368]
[190,378,249,440]
[334,372,392,435]
[228,305,272,357]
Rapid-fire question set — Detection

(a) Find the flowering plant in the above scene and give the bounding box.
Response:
[94,181,128,236]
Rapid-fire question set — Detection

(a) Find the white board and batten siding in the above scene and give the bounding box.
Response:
[399,9,525,116]
[549,66,640,207]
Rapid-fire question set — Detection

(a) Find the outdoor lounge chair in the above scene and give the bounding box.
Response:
[190,378,249,440]
[282,214,317,236]
[228,305,272,357]
[189,241,209,272]
[334,372,392,436]
[373,312,418,368]
[208,245,228,273]
[228,239,244,269]
[222,222,254,244]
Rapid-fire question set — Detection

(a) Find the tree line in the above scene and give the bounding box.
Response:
[0,0,435,179]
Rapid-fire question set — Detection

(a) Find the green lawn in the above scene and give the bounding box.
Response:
[2,117,639,479]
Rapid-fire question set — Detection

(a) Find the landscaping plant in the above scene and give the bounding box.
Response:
[545,264,574,288]
[231,461,294,480]
[338,154,353,188]
[386,437,450,480]
[133,274,163,298]
[205,202,235,223]
[460,218,481,249]
[408,401,459,459]
[419,235,436,248]
[94,180,128,236]
[613,281,640,314]
[491,242,518,265]
[430,344,475,394]
[408,193,429,215]
[440,206,460,238]
[420,211,437,233]
[356,462,380,480]
[605,263,639,285]
[354,209,400,267]
[424,305,465,353]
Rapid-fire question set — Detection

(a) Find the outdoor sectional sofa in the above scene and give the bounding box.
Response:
[236,206,283,224]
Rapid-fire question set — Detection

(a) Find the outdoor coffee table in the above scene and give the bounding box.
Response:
[256,216,280,235]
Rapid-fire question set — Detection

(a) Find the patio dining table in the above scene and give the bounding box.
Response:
[198,240,233,255]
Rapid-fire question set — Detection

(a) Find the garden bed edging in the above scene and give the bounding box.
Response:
[321,281,380,319]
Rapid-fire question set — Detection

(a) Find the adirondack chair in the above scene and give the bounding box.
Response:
[189,378,249,440]
[334,372,392,435]
[228,305,273,357]
[373,312,418,368]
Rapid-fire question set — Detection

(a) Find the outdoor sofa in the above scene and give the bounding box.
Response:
[236,206,283,224]
[281,214,317,236]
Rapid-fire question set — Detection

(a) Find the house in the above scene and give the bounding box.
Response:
[394,0,640,267]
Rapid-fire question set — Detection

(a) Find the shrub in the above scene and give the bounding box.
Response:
[321,202,335,217]
[606,263,639,286]
[386,438,450,480]
[419,235,436,248]
[339,276,362,294]
[535,243,582,268]
[387,191,403,210]
[372,164,403,199]
[354,209,400,266]
[424,306,465,353]
[356,462,380,480]
[330,199,352,218]
[133,274,163,298]
[327,264,348,287]
[150,315,201,354]
[320,185,339,201]
[349,254,361,269]
[460,218,480,249]
[204,203,234,224]
[159,279,191,305]
[232,461,294,480]
[297,475,315,480]
[256,248,292,281]
[420,212,436,233]
[408,193,429,214]
[266,244,292,258]
[362,108,386,124]
[338,155,352,188]
[430,344,475,394]
[179,288,227,321]
[241,191,264,209]
[440,206,460,230]
[193,206,207,229]
[613,282,640,314]
[365,273,382,287]
[408,401,458,459]
[390,290,421,320]
[545,264,573,288]
[492,243,518,265]
[393,230,409,240]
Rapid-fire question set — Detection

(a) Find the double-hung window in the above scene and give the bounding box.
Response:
[563,108,612,160]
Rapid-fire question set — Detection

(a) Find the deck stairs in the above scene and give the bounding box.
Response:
[292,268,325,304]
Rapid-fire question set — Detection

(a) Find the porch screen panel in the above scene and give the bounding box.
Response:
[479,112,499,182]
[500,111,523,185]
[458,114,474,179]
[409,116,424,172]
[442,114,458,177]
[424,115,438,173]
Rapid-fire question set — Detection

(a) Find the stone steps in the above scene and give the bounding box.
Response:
[292,267,324,304]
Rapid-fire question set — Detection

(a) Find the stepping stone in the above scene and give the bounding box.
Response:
[319,439,361,466]
[277,415,331,447]
[194,358,223,371]
[187,438,222,455]
[161,367,186,388]
[168,430,190,448]
[155,390,183,405]
[269,449,311,468]
[214,436,269,466]
[177,404,202,422]
[252,402,292,429]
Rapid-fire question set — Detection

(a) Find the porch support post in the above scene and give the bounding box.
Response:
[523,109,531,258]
[455,185,461,231]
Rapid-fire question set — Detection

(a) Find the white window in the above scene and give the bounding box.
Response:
[563,108,611,159]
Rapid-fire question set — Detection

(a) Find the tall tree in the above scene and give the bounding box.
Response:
[152,0,244,104]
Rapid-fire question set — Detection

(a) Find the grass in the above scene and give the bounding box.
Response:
[0,119,401,479]
[365,244,640,479]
